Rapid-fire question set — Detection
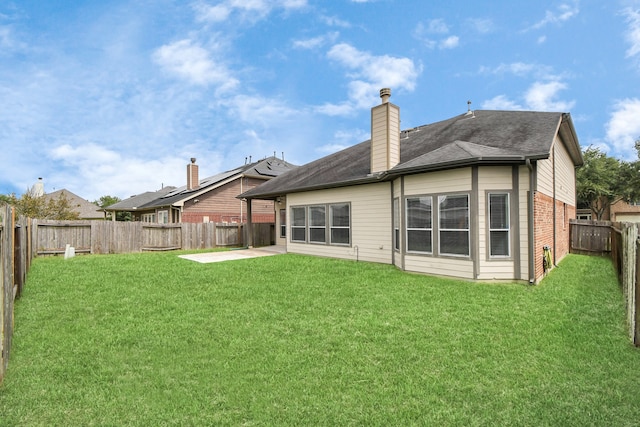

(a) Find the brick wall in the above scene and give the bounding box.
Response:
[533,191,575,281]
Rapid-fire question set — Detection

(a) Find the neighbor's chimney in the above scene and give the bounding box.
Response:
[187,158,199,190]
[371,88,400,173]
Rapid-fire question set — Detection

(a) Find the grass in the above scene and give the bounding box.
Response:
[1,252,639,426]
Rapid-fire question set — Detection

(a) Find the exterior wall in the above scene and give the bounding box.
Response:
[534,192,555,280]
[182,177,275,223]
[275,199,287,246]
[286,183,393,264]
[518,166,531,281]
[610,199,640,222]
[403,168,475,280]
[533,135,578,282]
[553,137,577,205]
[476,166,517,281]
[392,178,402,269]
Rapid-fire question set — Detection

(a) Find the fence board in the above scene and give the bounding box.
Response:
[569,219,612,254]
[636,238,640,346]
[32,220,275,255]
[0,204,12,384]
[0,205,34,384]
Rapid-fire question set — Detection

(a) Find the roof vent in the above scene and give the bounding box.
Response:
[380,88,391,104]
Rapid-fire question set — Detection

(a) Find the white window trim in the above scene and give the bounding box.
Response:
[488,192,510,259]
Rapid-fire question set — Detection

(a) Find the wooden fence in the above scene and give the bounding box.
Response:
[1,204,33,384]
[610,222,639,345]
[571,219,639,346]
[569,219,612,255]
[33,220,274,255]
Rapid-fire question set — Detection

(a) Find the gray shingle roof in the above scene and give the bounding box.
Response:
[241,110,582,200]
[107,186,177,211]
[108,156,297,211]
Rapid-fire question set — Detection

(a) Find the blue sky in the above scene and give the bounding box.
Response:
[1,0,640,201]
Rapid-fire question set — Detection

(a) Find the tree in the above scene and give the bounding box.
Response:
[576,146,621,220]
[7,186,79,220]
[618,159,640,204]
[95,195,130,221]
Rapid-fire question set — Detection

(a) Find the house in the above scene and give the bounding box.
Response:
[43,188,104,220]
[576,197,640,222]
[240,88,583,284]
[609,198,640,222]
[105,156,296,224]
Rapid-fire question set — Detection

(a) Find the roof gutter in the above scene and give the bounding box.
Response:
[240,173,388,201]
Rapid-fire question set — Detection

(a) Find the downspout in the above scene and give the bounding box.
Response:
[526,159,535,284]
[552,144,557,267]
[390,181,395,266]
[240,176,244,222]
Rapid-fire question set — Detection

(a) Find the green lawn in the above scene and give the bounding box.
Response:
[1,252,639,426]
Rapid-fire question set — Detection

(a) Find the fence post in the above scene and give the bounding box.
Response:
[636,237,640,346]
[622,223,637,343]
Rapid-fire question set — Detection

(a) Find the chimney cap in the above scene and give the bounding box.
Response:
[380,88,391,103]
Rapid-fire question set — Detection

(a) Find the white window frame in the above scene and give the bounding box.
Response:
[157,210,169,224]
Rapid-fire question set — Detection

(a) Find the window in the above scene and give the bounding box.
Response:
[309,205,326,243]
[393,198,400,251]
[406,196,432,253]
[290,203,350,246]
[279,209,286,238]
[488,193,509,257]
[291,207,306,242]
[330,203,350,245]
[158,210,169,224]
[439,194,469,256]
[142,213,156,223]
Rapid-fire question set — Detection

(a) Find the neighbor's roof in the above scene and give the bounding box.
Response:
[240,110,583,200]
[107,186,177,211]
[109,156,297,211]
[43,189,103,219]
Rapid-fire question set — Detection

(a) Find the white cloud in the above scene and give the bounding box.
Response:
[47,143,219,200]
[320,15,351,28]
[524,80,575,111]
[467,18,494,34]
[424,19,449,34]
[440,36,459,49]
[413,19,460,49]
[528,1,580,30]
[194,0,307,23]
[623,8,640,60]
[482,95,524,110]
[292,32,339,50]
[321,43,421,114]
[153,39,239,91]
[482,80,575,112]
[219,94,300,125]
[605,98,640,160]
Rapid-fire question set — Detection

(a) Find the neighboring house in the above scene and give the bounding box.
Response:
[576,197,640,222]
[105,186,177,221]
[106,156,296,223]
[43,189,104,220]
[610,198,640,222]
[241,88,583,284]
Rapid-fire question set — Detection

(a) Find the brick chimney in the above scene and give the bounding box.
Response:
[187,158,199,190]
[371,88,400,173]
